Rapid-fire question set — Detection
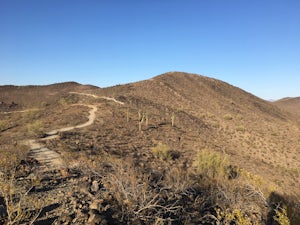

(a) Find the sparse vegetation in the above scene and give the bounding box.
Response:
[193,149,229,180]
[0,142,44,225]
[236,125,245,132]
[223,113,233,120]
[151,142,171,160]
[0,72,299,224]
[0,120,8,131]
[0,173,43,225]
[216,209,252,225]
[27,120,43,137]
[273,206,290,225]
[59,95,78,105]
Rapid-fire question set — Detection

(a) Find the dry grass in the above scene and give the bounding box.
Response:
[151,142,172,160]
[192,149,229,181]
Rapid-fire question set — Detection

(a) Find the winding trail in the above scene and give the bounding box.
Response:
[69,91,125,105]
[24,92,124,172]
[25,105,97,171]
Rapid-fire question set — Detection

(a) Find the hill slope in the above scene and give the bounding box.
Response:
[0,82,98,111]
[273,97,300,116]
[94,72,299,189]
[1,72,299,224]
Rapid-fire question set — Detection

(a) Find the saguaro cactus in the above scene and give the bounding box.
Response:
[171,112,175,127]
[126,108,130,122]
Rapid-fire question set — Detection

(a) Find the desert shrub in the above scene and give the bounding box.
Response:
[217,208,252,225]
[273,206,290,225]
[59,95,78,105]
[271,132,278,136]
[40,101,49,107]
[151,142,171,160]
[211,121,220,128]
[193,149,229,180]
[0,173,43,225]
[236,125,245,132]
[240,169,264,188]
[223,114,233,120]
[27,120,43,137]
[0,145,27,175]
[0,120,8,131]
[0,143,43,224]
[100,158,183,224]
[24,110,41,120]
[236,114,244,120]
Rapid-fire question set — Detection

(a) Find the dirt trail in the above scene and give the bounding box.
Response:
[25,105,97,171]
[24,93,124,172]
[69,91,125,105]
[45,105,97,136]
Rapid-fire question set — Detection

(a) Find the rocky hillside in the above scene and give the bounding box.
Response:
[0,72,299,224]
[93,72,299,193]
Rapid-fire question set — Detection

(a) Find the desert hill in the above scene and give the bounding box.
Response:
[273,97,300,116]
[0,82,98,111]
[94,72,299,183]
[0,72,299,224]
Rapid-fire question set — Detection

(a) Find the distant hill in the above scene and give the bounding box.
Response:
[0,82,98,111]
[273,97,300,115]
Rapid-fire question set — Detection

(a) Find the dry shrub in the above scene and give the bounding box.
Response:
[83,155,185,224]
[0,144,44,224]
[0,172,44,225]
[59,95,79,105]
[273,206,290,225]
[27,120,43,137]
[216,208,252,225]
[151,142,171,160]
[0,145,27,175]
[0,120,9,131]
[223,114,233,120]
[192,149,229,180]
[24,110,41,120]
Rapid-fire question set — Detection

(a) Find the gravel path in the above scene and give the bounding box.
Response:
[24,92,124,172]
[25,105,97,171]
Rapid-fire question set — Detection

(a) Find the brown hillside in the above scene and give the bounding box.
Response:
[1,72,299,224]
[0,82,98,111]
[93,72,299,189]
[273,97,300,116]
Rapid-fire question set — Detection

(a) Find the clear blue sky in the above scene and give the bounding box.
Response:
[0,0,299,100]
